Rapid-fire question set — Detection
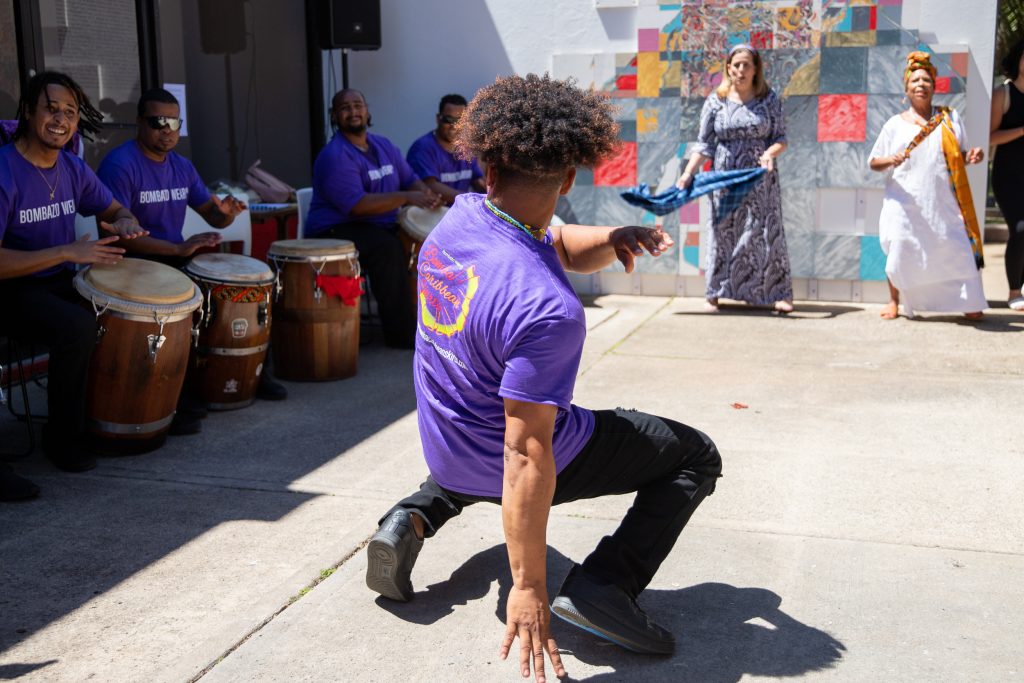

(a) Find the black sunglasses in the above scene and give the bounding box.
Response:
[439,114,460,125]
[146,116,182,131]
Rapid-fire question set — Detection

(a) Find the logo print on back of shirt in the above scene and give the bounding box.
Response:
[418,244,479,337]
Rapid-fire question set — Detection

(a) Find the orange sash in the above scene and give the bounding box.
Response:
[904,107,984,268]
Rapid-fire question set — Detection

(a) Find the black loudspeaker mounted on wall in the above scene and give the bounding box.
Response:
[198,0,247,55]
[319,0,381,50]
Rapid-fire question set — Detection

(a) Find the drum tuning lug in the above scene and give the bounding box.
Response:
[96,325,107,342]
[314,287,322,302]
[258,302,268,327]
[191,325,200,347]
[147,334,166,362]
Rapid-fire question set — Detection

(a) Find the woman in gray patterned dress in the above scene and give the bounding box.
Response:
[678,44,793,312]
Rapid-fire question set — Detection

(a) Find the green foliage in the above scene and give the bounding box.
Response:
[997,0,1024,71]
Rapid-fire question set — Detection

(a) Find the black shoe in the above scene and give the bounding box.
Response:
[256,371,288,401]
[551,564,675,655]
[41,426,97,473]
[0,463,40,501]
[366,509,423,602]
[168,412,203,436]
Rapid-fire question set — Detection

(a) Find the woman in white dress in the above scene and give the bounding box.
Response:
[868,51,987,320]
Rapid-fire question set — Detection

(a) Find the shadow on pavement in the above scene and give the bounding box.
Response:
[378,544,845,681]
[674,303,862,319]
[0,346,417,655]
[0,661,57,680]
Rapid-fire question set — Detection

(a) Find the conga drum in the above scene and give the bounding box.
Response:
[398,206,448,271]
[74,258,202,452]
[267,239,362,381]
[184,253,276,410]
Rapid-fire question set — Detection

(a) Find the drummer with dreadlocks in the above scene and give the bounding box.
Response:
[0,71,147,501]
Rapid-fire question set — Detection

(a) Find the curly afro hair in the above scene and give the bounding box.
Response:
[455,74,619,185]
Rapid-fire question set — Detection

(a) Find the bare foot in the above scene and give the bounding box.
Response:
[880,302,898,320]
[964,311,984,320]
[704,298,719,313]
[774,300,794,313]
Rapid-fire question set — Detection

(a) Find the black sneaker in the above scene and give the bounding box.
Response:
[0,464,40,502]
[41,426,97,473]
[366,509,423,602]
[256,371,288,401]
[551,564,675,655]
[168,412,202,436]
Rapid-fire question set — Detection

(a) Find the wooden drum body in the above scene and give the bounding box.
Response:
[184,253,276,410]
[74,259,202,451]
[267,239,361,381]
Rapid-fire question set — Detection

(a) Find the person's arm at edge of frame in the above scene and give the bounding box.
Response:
[0,235,125,280]
[990,86,1024,147]
[498,398,567,683]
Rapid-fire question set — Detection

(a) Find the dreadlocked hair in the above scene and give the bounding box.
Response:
[15,71,104,141]
[455,74,619,186]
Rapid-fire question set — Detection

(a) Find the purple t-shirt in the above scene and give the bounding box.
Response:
[306,132,419,235]
[0,144,113,276]
[96,141,211,243]
[413,193,595,497]
[406,131,482,193]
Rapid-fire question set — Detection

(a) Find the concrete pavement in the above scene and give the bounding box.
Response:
[1,258,1022,682]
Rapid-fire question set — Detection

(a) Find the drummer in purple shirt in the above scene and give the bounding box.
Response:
[305,88,441,348]
[406,94,485,205]
[0,72,147,499]
[96,88,286,433]
[97,88,246,265]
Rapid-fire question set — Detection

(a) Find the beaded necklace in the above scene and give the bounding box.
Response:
[484,198,547,242]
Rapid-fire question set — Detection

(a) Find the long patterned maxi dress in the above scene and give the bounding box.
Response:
[694,90,793,304]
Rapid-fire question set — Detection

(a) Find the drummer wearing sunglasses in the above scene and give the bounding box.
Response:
[406,94,486,206]
[97,89,286,432]
[97,88,246,265]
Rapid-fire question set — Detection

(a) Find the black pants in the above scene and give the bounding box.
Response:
[321,222,415,347]
[383,408,722,599]
[0,271,96,442]
[993,161,1024,290]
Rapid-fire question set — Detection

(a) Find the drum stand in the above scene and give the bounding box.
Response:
[0,337,45,459]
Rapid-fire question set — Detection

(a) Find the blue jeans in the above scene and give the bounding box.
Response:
[383,408,723,598]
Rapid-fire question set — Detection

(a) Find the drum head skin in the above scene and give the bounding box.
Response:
[84,258,197,305]
[185,253,275,284]
[399,206,448,241]
[268,239,356,258]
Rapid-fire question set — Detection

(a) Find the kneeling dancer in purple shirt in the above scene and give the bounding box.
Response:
[366,74,722,680]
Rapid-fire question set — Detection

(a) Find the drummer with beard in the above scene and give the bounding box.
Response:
[406,94,486,206]
[97,88,288,436]
[305,89,442,349]
[0,71,147,500]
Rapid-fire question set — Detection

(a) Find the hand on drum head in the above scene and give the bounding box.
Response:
[176,232,224,258]
[210,194,247,217]
[100,217,149,239]
[64,234,125,265]
[406,190,444,210]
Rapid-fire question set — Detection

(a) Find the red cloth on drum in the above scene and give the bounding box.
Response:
[315,274,364,306]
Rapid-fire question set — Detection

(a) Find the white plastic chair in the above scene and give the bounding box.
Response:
[182,195,252,255]
[296,186,313,239]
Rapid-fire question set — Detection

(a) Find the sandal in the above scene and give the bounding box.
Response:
[1008,296,1024,311]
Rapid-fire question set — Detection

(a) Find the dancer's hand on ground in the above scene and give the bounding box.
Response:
[500,586,565,683]
[610,225,674,273]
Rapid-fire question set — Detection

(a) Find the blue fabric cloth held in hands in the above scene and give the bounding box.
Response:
[620,167,767,217]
